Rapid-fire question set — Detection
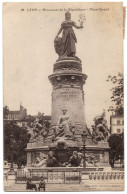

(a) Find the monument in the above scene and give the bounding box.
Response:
[26,11,110,169]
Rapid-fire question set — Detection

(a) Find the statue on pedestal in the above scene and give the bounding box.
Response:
[54,11,84,58]
[46,151,58,167]
[52,108,76,141]
[67,151,83,167]
[32,153,48,167]
[92,110,110,143]
[27,118,50,142]
[85,153,100,167]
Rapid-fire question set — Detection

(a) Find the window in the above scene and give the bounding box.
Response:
[117,120,120,125]
[122,120,124,125]
[117,129,121,134]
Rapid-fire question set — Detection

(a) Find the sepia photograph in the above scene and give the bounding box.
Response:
[3,2,125,191]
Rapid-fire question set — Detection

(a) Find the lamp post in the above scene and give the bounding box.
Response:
[81,131,87,167]
[9,134,16,172]
[7,134,16,184]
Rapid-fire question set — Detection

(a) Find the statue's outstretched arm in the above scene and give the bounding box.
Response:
[56,27,63,37]
[73,23,83,29]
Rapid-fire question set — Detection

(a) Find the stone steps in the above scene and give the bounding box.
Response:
[4,183,83,192]
[4,180,124,192]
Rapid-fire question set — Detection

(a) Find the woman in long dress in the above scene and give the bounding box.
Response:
[54,11,83,58]
[57,108,73,137]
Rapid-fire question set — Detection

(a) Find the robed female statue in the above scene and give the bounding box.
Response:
[54,11,83,58]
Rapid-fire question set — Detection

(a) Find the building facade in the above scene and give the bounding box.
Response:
[110,115,124,134]
[4,104,51,128]
[6,103,27,121]
[4,103,28,128]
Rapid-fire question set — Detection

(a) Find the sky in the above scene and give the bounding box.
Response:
[3,2,123,127]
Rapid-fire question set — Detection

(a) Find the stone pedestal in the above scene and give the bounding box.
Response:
[26,57,110,169]
[48,57,88,136]
[26,141,110,168]
[85,144,110,167]
[7,170,16,185]
[26,143,49,166]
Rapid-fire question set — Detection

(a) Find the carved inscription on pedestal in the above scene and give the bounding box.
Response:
[54,88,81,101]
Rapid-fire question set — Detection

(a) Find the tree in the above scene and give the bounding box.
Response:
[108,133,124,167]
[106,73,123,115]
[4,121,30,167]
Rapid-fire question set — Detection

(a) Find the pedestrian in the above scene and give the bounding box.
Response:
[26,177,37,191]
[38,176,46,191]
